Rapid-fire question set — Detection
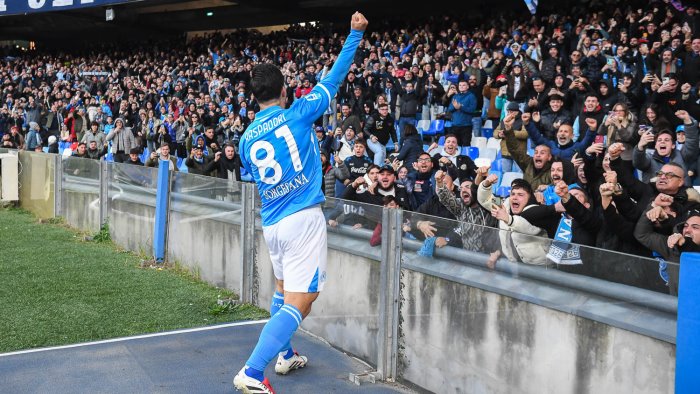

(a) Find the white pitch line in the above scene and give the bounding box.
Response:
[0,319,268,358]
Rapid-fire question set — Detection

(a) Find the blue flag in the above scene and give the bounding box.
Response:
[523,0,538,14]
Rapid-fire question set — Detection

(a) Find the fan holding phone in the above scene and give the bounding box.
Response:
[598,103,637,161]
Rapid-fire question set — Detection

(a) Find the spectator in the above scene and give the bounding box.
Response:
[394,124,423,174]
[633,111,698,183]
[106,118,136,163]
[477,175,550,265]
[428,133,475,183]
[364,103,398,166]
[435,169,497,253]
[396,81,423,147]
[502,112,553,190]
[527,113,598,161]
[146,143,178,171]
[25,122,43,151]
[185,145,214,175]
[446,80,477,147]
[126,147,144,165]
[494,102,528,172]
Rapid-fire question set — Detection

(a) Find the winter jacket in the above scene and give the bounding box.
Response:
[446,91,476,126]
[437,185,497,252]
[396,134,423,171]
[503,127,552,190]
[632,120,699,184]
[477,182,549,265]
[526,121,597,161]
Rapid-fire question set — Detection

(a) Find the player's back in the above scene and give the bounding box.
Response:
[239,98,326,227]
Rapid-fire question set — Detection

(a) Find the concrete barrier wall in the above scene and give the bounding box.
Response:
[399,269,675,394]
[18,151,54,219]
[61,190,100,233]
[254,230,382,363]
[168,210,243,293]
[108,199,155,256]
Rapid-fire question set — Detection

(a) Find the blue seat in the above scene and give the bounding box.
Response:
[527,138,535,157]
[437,136,445,146]
[42,147,49,153]
[176,157,183,168]
[461,147,479,161]
[105,152,113,162]
[490,159,502,172]
[495,186,511,198]
[481,128,494,139]
[140,147,150,163]
[58,141,71,155]
[423,120,445,136]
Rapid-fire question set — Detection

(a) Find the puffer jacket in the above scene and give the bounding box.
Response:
[477,182,550,265]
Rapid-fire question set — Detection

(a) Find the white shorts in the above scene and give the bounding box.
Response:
[262,206,327,293]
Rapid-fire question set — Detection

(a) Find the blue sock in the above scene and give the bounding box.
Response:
[270,291,293,359]
[245,304,302,379]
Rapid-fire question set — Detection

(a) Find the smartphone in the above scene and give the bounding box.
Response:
[663,77,670,84]
[594,135,606,145]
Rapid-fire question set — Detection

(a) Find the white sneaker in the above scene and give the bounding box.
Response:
[274,352,308,375]
[233,367,276,394]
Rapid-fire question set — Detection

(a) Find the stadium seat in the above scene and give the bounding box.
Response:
[423,120,445,137]
[463,147,479,161]
[42,147,49,153]
[140,147,150,163]
[423,144,430,152]
[486,137,501,151]
[488,170,502,183]
[474,157,491,168]
[490,158,502,172]
[479,147,498,161]
[500,172,524,189]
[104,152,113,162]
[481,120,494,139]
[495,186,511,198]
[437,136,445,146]
[471,136,487,151]
[527,138,535,157]
[416,119,431,134]
[58,141,71,155]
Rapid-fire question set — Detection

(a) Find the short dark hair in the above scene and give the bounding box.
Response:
[382,195,398,206]
[251,63,284,103]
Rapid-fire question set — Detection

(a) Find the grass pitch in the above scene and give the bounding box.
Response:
[0,207,267,353]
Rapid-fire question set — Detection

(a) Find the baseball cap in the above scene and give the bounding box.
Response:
[676,125,685,133]
[506,102,521,112]
[379,164,395,175]
[315,125,325,133]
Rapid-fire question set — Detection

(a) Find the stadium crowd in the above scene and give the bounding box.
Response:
[1,0,699,295]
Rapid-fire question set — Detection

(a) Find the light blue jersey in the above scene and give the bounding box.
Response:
[240,29,364,226]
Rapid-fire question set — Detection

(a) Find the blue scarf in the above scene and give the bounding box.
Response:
[546,214,582,265]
